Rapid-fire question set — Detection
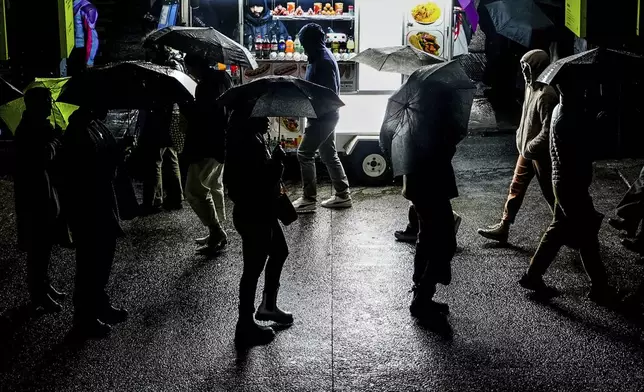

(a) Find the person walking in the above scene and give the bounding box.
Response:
[478,49,558,243]
[62,107,128,339]
[183,54,231,255]
[224,107,293,348]
[13,88,67,312]
[518,75,618,305]
[394,203,462,243]
[292,23,351,212]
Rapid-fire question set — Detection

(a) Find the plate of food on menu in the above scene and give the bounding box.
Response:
[407,31,443,56]
[411,2,442,25]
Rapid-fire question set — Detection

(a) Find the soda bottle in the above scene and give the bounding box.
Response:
[262,35,271,59]
[294,35,303,54]
[285,36,294,53]
[254,34,262,58]
[271,35,278,53]
[278,36,286,53]
[347,36,355,54]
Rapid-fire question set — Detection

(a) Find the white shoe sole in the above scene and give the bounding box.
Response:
[321,201,352,209]
[295,206,317,213]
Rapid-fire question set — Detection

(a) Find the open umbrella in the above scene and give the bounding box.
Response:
[58,61,197,109]
[217,75,344,119]
[478,0,554,48]
[352,46,445,76]
[144,26,258,70]
[0,77,79,134]
[380,61,476,177]
[537,48,644,85]
[0,77,23,105]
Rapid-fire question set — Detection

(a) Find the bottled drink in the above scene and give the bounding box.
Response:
[346,36,355,53]
[254,34,262,58]
[294,35,303,53]
[278,36,286,53]
[262,35,270,59]
[271,35,278,53]
[285,36,294,53]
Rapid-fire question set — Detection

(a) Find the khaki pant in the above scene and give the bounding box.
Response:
[502,155,555,223]
[185,158,226,235]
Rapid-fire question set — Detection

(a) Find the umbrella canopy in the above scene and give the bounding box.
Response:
[0,77,79,134]
[144,26,258,70]
[217,76,345,119]
[58,61,197,109]
[537,48,644,86]
[380,61,476,177]
[0,77,23,105]
[352,46,445,75]
[479,0,554,48]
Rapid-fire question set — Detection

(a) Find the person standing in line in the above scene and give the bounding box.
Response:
[292,23,351,212]
[62,107,128,339]
[519,75,619,305]
[183,54,232,255]
[478,49,558,243]
[224,107,293,347]
[394,203,462,243]
[13,88,67,312]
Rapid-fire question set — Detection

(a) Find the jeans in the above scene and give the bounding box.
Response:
[297,114,350,199]
[73,234,117,321]
[527,187,607,287]
[142,147,183,208]
[502,155,555,223]
[185,158,225,235]
[412,198,457,288]
[233,207,289,315]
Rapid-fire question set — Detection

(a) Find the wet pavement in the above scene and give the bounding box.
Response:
[1,134,644,391]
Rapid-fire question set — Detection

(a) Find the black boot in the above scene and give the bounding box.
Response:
[47,284,67,301]
[255,288,294,325]
[70,318,112,341]
[99,305,129,325]
[234,315,275,348]
[409,284,448,318]
[32,293,63,314]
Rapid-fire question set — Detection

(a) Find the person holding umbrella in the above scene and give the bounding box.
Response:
[13,87,67,312]
[224,105,293,348]
[62,106,129,339]
[292,23,351,212]
[478,49,557,243]
[183,54,232,255]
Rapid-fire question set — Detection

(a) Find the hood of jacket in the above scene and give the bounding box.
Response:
[520,49,550,87]
[244,0,272,27]
[73,0,93,14]
[298,23,326,56]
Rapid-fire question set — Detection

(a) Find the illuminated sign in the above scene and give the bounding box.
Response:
[158,0,180,29]
[638,0,641,36]
[565,0,587,38]
[58,0,74,58]
[0,0,7,60]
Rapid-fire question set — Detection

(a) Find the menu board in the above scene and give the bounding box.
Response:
[405,0,452,60]
[57,0,74,58]
[565,0,587,38]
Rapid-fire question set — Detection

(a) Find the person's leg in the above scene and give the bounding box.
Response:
[316,115,351,205]
[395,203,418,243]
[162,147,183,209]
[296,121,327,204]
[533,158,555,213]
[26,231,58,310]
[185,160,225,249]
[479,155,535,242]
[204,160,226,228]
[613,168,644,234]
[142,147,164,211]
[256,220,293,324]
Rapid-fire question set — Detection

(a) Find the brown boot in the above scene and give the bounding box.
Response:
[477,220,510,243]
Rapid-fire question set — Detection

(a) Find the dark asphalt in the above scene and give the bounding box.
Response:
[1,134,643,391]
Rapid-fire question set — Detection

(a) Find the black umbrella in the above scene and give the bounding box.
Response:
[144,26,258,70]
[478,0,554,48]
[217,76,345,119]
[380,61,476,177]
[352,46,445,76]
[58,61,197,109]
[537,48,644,86]
[0,77,23,105]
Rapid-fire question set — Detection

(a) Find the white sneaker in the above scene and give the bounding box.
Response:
[321,195,352,209]
[293,197,317,213]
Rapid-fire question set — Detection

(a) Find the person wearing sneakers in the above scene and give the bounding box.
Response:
[519,74,619,305]
[224,107,293,348]
[183,54,232,255]
[292,23,351,212]
[477,49,557,244]
[394,202,462,243]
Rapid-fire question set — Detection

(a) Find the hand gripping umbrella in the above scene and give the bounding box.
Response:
[144,26,258,70]
[58,61,197,110]
[217,75,345,119]
[379,61,476,177]
[352,46,445,76]
[0,77,79,134]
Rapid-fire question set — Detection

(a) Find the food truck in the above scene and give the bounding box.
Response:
[192,0,460,185]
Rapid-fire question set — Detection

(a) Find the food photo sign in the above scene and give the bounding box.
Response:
[405,0,452,60]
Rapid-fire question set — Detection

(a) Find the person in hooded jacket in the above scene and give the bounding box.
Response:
[14,88,67,312]
[292,23,351,212]
[183,54,232,255]
[233,0,288,49]
[224,105,293,348]
[519,72,618,306]
[478,49,558,243]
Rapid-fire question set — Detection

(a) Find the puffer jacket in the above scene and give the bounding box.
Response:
[515,49,558,160]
